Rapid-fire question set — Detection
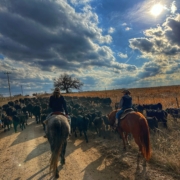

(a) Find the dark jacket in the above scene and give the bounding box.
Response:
[49,95,68,115]
[119,95,132,110]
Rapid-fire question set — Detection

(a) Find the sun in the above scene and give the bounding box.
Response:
[151,4,163,16]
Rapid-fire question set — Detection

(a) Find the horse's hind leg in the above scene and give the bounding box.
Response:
[125,133,130,146]
[119,131,126,150]
[61,141,67,165]
[134,135,144,166]
[8,124,10,131]
[55,167,59,178]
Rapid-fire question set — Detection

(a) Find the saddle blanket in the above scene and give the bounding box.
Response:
[120,108,135,119]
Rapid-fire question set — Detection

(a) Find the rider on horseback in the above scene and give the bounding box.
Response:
[115,89,132,127]
[43,87,69,138]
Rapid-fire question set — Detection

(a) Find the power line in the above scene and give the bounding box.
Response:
[21,85,23,96]
[4,72,12,99]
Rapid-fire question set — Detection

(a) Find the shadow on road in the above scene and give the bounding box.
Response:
[24,141,49,162]
[26,165,49,180]
[81,155,127,180]
[0,125,18,138]
[10,118,44,147]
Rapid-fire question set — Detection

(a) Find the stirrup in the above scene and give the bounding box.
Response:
[113,124,117,130]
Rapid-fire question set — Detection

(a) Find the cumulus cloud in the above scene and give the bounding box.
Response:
[0,58,54,96]
[171,1,177,14]
[108,27,115,34]
[129,14,180,59]
[0,0,117,73]
[122,23,127,26]
[70,0,92,5]
[125,27,131,31]
[118,52,128,58]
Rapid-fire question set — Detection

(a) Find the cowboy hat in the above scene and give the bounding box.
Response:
[122,89,131,94]
[54,87,60,93]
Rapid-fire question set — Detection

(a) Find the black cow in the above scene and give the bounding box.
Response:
[13,114,26,132]
[26,103,33,118]
[93,116,106,138]
[70,114,89,143]
[165,108,180,122]
[40,114,47,131]
[146,109,167,128]
[146,117,158,132]
[32,105,41,124]
[143,103,162,110]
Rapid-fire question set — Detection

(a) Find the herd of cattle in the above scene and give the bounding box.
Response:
[0,96,180,142]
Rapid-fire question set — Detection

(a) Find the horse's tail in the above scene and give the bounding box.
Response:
[140,117,151,160]
[49,119,64,176]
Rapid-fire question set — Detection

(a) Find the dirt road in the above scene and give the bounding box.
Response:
[0,118,177,180]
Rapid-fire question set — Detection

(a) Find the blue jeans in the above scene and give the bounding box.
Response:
[116,109,124,119]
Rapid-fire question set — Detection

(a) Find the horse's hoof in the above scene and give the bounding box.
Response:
[55,173,59,178]
[128,144,132,149]
[61,159,65,165]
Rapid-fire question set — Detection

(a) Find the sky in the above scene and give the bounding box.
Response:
[0,0,180,96]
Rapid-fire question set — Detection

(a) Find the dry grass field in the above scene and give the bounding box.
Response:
[1,85,180,178]
[63,85,180,109]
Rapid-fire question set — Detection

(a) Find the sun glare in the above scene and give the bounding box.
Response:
[151,4,163,16]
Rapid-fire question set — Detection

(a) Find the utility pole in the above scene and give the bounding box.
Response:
[21,85,23,96]
[4,72,12,98]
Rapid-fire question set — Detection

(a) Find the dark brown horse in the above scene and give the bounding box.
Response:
[107,110,151,163]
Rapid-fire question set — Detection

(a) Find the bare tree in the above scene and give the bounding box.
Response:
[54,74,83,93]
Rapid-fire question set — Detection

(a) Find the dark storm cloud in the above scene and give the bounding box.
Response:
[144,27,164,38]
[164,17,180,46]
[137,61,165,79]
[0,0,125,72]
[129,38,154,53]
[162,46,180,55]
[126,65,137,71]
[3,0,66,28]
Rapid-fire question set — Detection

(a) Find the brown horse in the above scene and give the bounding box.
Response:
[107,110,151,163]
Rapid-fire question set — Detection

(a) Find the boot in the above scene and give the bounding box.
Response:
[43,134,47,138]
[113,118,118,129]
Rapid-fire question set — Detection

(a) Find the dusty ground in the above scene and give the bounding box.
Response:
[0,117,178,180]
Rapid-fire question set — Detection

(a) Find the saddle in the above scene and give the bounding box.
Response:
[120,108,134,120]
[51,112,67,118]
[43,112,67,125]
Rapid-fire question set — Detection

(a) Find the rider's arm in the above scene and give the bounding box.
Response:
[62,97,68,115]
[49,96,53,109]
[119,98,123,108]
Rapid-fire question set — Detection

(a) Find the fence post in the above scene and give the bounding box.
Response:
[176,97,179,108]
